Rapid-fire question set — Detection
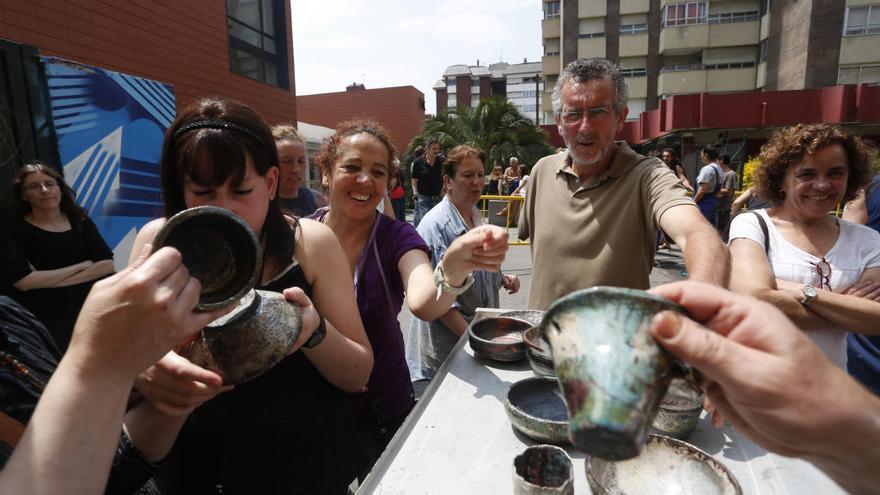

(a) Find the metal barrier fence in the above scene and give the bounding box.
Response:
[478,194,529,245]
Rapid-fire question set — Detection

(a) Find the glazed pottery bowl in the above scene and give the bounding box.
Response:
[650,378,704,440]
[183,289,302,385]
[468,316,531,362]
[505,376,570,445]
[152,206,261,311]
[586,434,742,495]
[542,286,686,460]
[523,326,555,377]
[513,445,574,495]
[500,310,546,326]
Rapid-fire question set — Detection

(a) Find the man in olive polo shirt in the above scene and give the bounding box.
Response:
[519,58,728,310]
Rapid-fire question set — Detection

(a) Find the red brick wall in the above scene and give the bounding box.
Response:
[456,75,471,109]
[297,86,426,153]
[0,0,297,126]
[435,87,448,114]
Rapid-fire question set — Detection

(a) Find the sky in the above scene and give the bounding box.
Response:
[291,0,544,115]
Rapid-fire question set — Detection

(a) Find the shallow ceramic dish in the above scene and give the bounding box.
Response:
[514,444,574,495]
[500,310,546,326]
[505,376,570,444]
[468,316,531,362]
[523,326,555,377]
[152,206,261,311]
[586,434,742,495]
[650,378,704,440]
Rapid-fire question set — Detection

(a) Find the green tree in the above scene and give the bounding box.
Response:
[407,97,554,171]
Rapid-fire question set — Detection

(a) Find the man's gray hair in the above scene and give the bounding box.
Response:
[551,58,629,114]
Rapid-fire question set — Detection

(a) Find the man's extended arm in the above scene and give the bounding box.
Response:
[661,204,729,287]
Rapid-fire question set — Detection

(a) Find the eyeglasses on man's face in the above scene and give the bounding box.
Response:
[558,106,615,125]
[23,179,59,192]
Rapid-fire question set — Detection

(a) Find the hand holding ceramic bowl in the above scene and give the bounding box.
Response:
[153,206,303,384]
[542,286,691,460]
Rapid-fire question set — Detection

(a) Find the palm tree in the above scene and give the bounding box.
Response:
[407,97,554,171]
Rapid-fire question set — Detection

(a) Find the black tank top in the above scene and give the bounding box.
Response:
[155,259,365,494]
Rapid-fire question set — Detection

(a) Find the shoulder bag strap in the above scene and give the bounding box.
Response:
[750,211,770,254]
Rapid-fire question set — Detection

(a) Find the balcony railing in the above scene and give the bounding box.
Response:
[660,61,756,72]
[707,11,759,24]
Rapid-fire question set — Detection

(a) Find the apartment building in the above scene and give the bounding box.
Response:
[433,59,546,123]
[540,0,880,123]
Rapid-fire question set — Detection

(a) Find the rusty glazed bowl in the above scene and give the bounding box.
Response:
[586,434,742,495]
[152,206,261,311]
[468,316,531,362]
[184,289,302,385]
[513,445,574,495]
[650,378,705,440]
[505,376,570,445]
[500,310,546,326]
[523,326,555,377]
[542,287,687,460]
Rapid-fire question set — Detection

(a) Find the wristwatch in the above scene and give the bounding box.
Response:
[800,285,818,306]
[433,264,475,301]
[304,316,326,349]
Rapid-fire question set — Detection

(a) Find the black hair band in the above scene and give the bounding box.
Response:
[172,119,269,151]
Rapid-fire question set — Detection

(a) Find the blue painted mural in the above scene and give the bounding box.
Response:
[42,57,174,265]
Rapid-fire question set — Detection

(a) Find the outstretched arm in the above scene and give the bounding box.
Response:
[661,204,729,287]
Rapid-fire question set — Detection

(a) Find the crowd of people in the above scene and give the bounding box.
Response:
[1,56,879,494]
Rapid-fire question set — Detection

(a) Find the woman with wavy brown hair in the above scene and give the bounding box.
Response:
[728,124,880,368]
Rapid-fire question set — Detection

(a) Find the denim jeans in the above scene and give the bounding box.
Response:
[413,194,441,227]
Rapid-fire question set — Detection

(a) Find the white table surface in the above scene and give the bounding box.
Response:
[359,309,844,495]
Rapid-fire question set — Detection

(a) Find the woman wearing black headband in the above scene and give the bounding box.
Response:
[127,97,373,493]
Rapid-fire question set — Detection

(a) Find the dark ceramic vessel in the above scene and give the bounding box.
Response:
[523,326,555,377]
[542,287,686,460]
[505,376,570,445]
[650,378,704,440]
[184,290,302,385]
[513,445,574,495]
[152,206,261,311]
[586,435,742,495]
[468,316,531,362]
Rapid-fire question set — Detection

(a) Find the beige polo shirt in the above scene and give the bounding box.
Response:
[519,142,695,310]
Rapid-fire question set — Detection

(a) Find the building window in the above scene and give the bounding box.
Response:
[545,49,561,56]
[577,32,605,39]
[838,64,880,84]
[544,1,560,19]
[620,23,648,35]
[759,39,768,62]
[663,2,707,27]
[620,68,647,77]
[707,11,759,24]
[844,6,880,36]
[227,0,288,88]
[701,61,756,70]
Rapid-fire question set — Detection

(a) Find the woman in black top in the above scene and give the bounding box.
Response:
[1,163,114,351]
[130,97,373,494]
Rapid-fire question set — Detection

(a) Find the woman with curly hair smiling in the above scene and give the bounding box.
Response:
[728,124,880,368]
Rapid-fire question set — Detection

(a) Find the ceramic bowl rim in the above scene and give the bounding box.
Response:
[152,205,262,312]
[505,376,569,428]
[585,433,743,495]
[467,316,532,345]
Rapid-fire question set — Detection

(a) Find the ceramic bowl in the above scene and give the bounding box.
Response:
[650,378,704,440]
[523,326,555,377]
[543,286,686,460]
[152,206,261,311]
[586,434,742,495]
[468,316,531,362]
[505,376,570,445]
[500,310,546,326]
[183,289,302,385]
[513,445,574,495]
